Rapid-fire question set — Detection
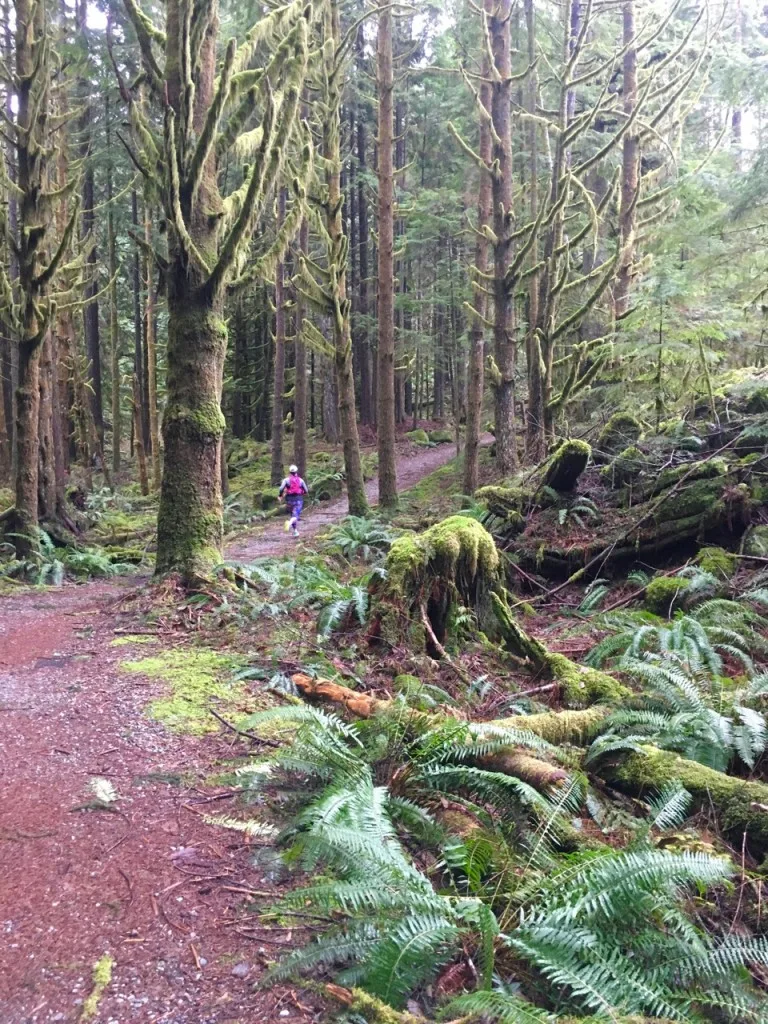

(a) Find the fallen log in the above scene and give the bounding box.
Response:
[491,591,632,706]
[290,675,768,859]
[605,746,768,861]
[291,674,570,790]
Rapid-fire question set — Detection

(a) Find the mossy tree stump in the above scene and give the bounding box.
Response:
[371,516,499,652]
[542,439,591,492]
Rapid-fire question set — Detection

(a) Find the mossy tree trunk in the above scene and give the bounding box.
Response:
[124,0,311,580]
[613,0,638,322]
[15,340,42,555]
[37,330,58,521]
[376,0,398,511]
[490,0,517,475]
[355,85,373,427]
[144,209,161,490]
[154,0,224,578]
[155,295,227,576]
[270,188,287,487]
[293,217,309,478]
[462,1,492,496]
[76,0,104,453]
[292,0,369,513]
[523,0,544,463]
[6,0,75,557]
[106,89,121,477]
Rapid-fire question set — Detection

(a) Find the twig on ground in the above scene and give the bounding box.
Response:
[208,707,280,747]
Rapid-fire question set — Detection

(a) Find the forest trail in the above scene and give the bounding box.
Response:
[0,580,324,1023]
[225,435,481,562]
[0,438,475,1023]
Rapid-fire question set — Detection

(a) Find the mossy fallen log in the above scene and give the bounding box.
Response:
[325,984,673,1024]
[290,674,571,790]
[595,412,643,462]
[599,445,646,488]
[605,745,768,860]
[491,591,632,706]
[290,676,768,859]
[511,468,750,579]
[324,986,426,1024]
[491,706,610,745]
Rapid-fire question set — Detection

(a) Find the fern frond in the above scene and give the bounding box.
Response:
[440,990,554,1023]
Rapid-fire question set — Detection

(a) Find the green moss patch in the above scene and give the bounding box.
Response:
[79,953,114,1022]
[123,647,250,735]
[597,412,643,460]
[428,429,453,444]
[406,428,429,443]
[644,576,691,615]
[110,635,157,647]
[695,546,736,578]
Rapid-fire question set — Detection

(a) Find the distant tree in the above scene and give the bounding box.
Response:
[1,0,78,555]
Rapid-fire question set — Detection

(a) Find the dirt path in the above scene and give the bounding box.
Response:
[226,437,473,562]
[0,584,325,1024]
[0,439,479,1022]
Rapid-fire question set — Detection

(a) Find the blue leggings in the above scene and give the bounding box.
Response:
[286,497,304,523]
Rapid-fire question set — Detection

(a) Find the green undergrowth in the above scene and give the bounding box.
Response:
[122,646,254,735]
[191,495,768,1023]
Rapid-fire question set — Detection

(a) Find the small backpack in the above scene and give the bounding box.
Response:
[286,474,304,496]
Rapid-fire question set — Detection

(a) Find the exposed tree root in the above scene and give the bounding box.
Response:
[491,590,632,706]
[324,985,426,1023]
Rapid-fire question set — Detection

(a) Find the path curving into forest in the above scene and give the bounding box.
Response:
[225,435,485,562]
[0,436,483,1023]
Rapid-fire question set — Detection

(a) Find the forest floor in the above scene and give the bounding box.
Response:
[0,438,471,1024]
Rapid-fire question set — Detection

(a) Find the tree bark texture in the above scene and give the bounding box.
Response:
[131,190,144,459]
[356,109,372,425]
[154,0,226,578]
[490,0,517,474]
[145,211,161,488]
[37,330,58,520]
[271,189,287,486]
[325,0,368,516]
[108,149,121,474]
[12,0,47,555]
[523,0,544,462]
[463,55,492,494]
[77,0,103,447]
[376,0,398,510]
[613,0,638,322]
[293,218,309,476]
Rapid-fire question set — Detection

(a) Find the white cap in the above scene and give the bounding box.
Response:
[289,465,298,474]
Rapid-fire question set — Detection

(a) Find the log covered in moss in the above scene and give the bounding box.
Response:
[291,673,572,789]
[599,445,646,488]
[605,745,768,859]
[510,460,751,579]
[491,590,632,706]
[596,412,643,461]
